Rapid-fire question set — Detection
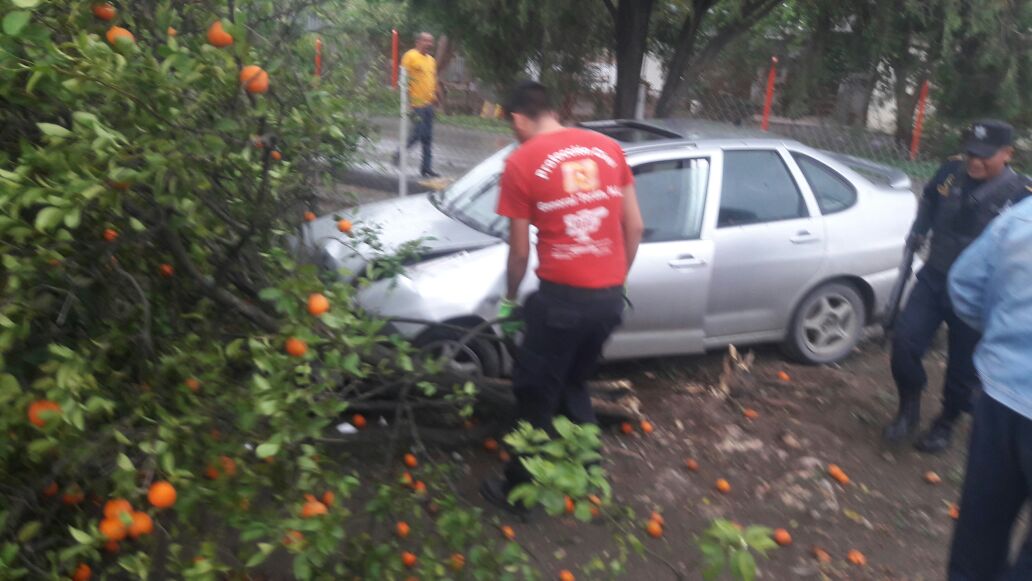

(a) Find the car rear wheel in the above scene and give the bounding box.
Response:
[783,282,865,365]
[415,326,502,379]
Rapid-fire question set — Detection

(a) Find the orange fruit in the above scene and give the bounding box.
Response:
[715,479,731,494]
[71,563,92,581]
[812,546,831,563]
[501,525,516,540]
[483,438,499,452]
[777,371,791,382]
[219,456,237,477]
[271,150,282,161]
[590,506,600,518]
[403,453,418,468]
[300,495,327,518]
[103,228,118,242]
[772,528,792,546]
[413,481,427,495]
[337,219,353,234]
[559,571,575,581]
[43,482,59,497]
[99,517,127,542]
[743,408,759,420]
[400,472,414,487]
[450,553,465,572]
[827,464,850,485]
[924,470,942,485]
[167,27,177,37]
[303,211,316,222]
[28,400,61,428]
[105,26,134,46]
[498,450,511,462]
[395,521,410,539]
[322,491,334,506]
[685,458,700,471]
[92,3,116,21]
[158,263,174,278]
[650,511,664,526]
[239,65,269,94]
[207,21,233,48]
[184,377,201,392]
[351,414,366,428]
[620,422,633,434]
[640,420,654,434]
[401,551,417,568]
[128,512,153,538]
[645,520,663,538]
[564,496,575,514]
[847,549,866,566]
[587,494,602,506]
[62,485,85,506]
[103,541,119,554]
[147,481,176,509]
[949,503,960,520]
[307,293,330,316]
[283,530,304,546]
[285,337,307,357]
[103,498,132,520]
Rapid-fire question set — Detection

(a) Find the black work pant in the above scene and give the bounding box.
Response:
[404,105,434,174]
[891,267,981,416]
[949,394,1032,580]
[503,282,624,488]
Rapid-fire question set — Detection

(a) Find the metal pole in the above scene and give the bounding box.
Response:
[761,56,778,132]
[391,29,399,88]
[634,82,646,120]
[909,80,930,161]
[314,37,322,78]
[399,66,408,198]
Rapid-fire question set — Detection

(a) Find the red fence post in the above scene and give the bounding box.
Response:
[391,29,399,89]
[909,80,930,161]
[314,37,322,78]
[761,56,778,132]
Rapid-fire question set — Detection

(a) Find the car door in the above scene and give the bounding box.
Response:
[605,151,717,359]
[705,148,827,343]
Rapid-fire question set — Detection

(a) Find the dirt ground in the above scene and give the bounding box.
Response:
[453,338,969,580]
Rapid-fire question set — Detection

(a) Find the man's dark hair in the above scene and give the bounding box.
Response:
[504,80,554,120]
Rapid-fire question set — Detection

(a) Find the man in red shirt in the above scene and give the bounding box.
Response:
[480,81,645,514]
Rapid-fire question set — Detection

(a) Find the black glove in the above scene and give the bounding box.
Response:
[906,231,927,251]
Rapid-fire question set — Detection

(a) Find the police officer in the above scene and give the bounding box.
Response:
[480,81,644,513]
[884,119,1031,453]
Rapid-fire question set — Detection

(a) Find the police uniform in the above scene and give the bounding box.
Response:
[885,119,1032,452]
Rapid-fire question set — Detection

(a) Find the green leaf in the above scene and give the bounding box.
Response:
[2,11,31,36]
[16,522,40,543]
[731,549,757,581]
[33,207,63,232]
[292,556,312,580]
[12,0,41,8]
[129,218,145,232]
[117,453,134,471]
[245,551,269,568]
[37,123,72,138]
[63,208,81,229]
[69,526,93,544]
[255,442,279,458]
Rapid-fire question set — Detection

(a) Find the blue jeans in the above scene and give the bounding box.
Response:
[891,267,981,416]
[949,394,1032,580]
[405,105,434,174]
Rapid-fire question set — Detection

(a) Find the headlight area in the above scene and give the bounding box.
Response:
[354,276,433,339]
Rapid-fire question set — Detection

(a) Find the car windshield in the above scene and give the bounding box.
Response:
[431,144,515,238]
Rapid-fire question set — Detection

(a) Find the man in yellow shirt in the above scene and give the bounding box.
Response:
[396,32,439,178]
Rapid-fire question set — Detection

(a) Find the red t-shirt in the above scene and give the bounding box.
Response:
[497,127,634,289]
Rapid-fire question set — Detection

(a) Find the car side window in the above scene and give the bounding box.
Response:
[791,153,857,214]
[632,158,710,242]
[719,150,808,227]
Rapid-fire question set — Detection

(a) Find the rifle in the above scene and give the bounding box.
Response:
[882,243,917,344]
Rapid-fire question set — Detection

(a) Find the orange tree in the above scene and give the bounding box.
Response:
[0,0,539,579]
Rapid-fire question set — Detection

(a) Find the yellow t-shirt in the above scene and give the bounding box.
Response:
[401,49,437,108]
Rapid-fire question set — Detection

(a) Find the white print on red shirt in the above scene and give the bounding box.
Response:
[533,146,619,181]
[537,157,622,261]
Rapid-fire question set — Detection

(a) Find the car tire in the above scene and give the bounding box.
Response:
[415,326,503,379]
[783,282,865,365]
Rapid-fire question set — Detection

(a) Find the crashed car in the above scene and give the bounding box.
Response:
[300,120,917,377]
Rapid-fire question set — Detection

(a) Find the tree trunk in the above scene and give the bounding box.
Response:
[611,0,655,118]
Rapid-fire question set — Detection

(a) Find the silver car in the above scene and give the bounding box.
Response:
[302,120,917,376]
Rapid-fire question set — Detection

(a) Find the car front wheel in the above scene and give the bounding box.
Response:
[415,326,503,379]
[783,282,865,364]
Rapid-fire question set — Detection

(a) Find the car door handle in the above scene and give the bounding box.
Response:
[668,254,707,269]
[790,230,820,244]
